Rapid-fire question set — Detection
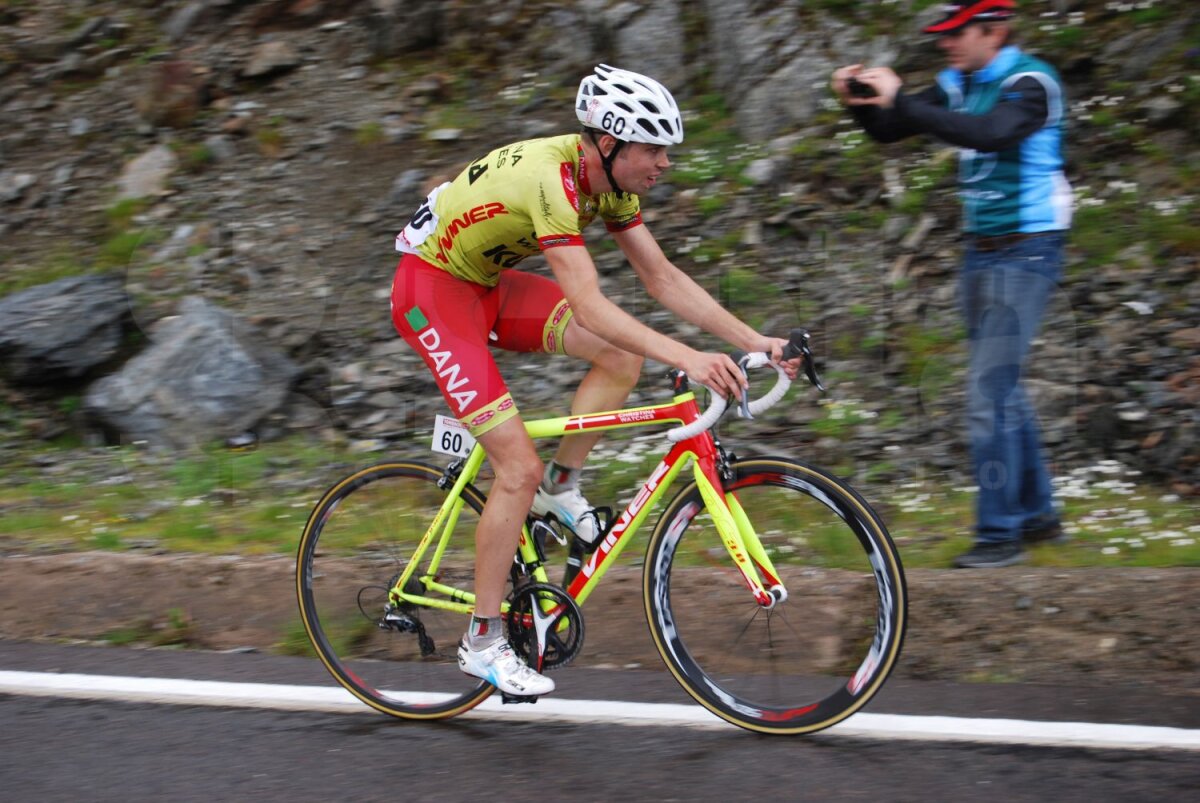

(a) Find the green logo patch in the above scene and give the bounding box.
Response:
[405,306,429,331]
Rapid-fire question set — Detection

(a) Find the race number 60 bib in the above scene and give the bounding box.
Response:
[395,181,450,254]
[431,414,476,458]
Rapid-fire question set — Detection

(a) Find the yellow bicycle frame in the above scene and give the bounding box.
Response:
[388,390,783,613]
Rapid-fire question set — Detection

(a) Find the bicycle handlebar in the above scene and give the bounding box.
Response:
[665,384,730,442]
[665,329,822,443]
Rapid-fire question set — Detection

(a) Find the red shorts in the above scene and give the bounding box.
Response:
[390,254,573,436]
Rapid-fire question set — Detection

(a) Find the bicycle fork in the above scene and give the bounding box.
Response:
[692,459,786,609]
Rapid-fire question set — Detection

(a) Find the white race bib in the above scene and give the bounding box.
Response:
[431,414,476,458]
[395,182,450,254]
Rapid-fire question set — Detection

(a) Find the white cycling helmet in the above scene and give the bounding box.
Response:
[575,64,683,146]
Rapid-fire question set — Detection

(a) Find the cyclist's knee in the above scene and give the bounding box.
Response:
[595,345,643,384]
[492,455,543,497]
[479,421,542,495]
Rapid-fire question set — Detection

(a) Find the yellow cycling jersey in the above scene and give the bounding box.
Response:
[395,134,642,286]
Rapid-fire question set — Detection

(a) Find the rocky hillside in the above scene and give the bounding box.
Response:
[0,0,1196,494]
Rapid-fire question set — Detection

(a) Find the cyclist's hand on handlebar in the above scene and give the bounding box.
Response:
[683,350,747,399]
[753,336,802,380]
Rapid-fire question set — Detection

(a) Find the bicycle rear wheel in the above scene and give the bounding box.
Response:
[643,457,906,734]
[296,461,493,719]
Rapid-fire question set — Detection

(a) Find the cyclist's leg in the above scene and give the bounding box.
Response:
[392,258,554,694]
[555,317,644,466]
[391,254,499,423]
[491,269,643,468]
[471,416,541,617]
[391,254,537,615]
[460,415,552,696]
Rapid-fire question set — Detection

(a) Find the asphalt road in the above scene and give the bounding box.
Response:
[2,641,1197,802]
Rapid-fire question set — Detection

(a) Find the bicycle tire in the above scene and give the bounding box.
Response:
[643,457,907,735]
[296,460,494,719]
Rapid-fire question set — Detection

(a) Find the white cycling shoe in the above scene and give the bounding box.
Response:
[531,486,601,545]
[457,639,555,696]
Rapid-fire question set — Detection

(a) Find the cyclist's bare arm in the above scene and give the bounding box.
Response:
[613,225,801,378]
[545,245,747,398]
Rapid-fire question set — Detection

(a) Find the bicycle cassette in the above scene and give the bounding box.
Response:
[505,583,584,672]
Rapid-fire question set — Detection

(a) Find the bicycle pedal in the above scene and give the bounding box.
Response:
[499,692,539,705]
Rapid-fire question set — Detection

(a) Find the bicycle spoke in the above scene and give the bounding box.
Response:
[730,605,764,650]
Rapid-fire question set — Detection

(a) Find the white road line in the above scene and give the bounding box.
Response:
[2,670,1198,751]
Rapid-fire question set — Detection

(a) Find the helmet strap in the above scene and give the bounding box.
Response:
[586,129,627,197]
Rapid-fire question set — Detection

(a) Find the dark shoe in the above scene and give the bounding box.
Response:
[953,540,1025,569]
[1022,518,1068,545]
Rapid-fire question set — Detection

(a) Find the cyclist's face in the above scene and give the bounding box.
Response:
[616,142,671,195]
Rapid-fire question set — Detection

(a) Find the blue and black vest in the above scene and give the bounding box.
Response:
[936,46,1072,235]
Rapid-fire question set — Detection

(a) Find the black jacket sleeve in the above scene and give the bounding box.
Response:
[853,76,1051,152]
[849,85,945,143]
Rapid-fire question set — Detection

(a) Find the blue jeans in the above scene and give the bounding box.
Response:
[960,233,1064,544]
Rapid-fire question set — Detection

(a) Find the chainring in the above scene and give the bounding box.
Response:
[505,582,585,672]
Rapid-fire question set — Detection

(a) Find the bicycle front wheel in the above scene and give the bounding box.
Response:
[643,457,907,734]
[296,461,493,719]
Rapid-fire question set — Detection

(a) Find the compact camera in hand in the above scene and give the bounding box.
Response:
[847,77,877,99]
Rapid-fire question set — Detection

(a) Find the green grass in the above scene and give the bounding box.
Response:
[582,433,1199,570]
[1070,189,1198,272]
[101,607,197,647]
[717,265,761,308]
[0,438,344,554]
[671,94,765,189]
[99,228,164,268]
[1051,26,1085,50]
[0,197,169,299]
[0,431,1195,570]
[879,469,1199,569]
[276,619,318,657]
[354,120,386,147]
[180,142,215,173]
[1069,188,1150,270]
[105,198,149,229]
[897,321,961,390]
[0,253,95,297]
[808,398,874,441]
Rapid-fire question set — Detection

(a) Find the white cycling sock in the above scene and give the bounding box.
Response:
[543,461,580,493]
[465,615,504,650]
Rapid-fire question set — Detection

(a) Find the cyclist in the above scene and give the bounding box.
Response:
[391,64,799,695]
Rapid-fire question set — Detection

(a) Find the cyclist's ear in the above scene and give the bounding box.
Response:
[597,133,620,158]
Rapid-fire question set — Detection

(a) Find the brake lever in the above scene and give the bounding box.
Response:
[802,342,825,392]
[730,349,753,419]
[781,329,825,393]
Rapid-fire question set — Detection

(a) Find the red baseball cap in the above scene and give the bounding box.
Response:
[923,0,1017,34]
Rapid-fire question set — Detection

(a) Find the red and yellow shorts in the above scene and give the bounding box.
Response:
[390,254,573,436]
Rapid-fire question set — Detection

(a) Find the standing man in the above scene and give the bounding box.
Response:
[831,1,1072,568]
[393,64,799,695]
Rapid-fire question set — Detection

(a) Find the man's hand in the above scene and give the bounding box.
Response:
[846,67,902,109]
[831,64,864,105]
[681,350,748,400]
[755,336,803,380]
